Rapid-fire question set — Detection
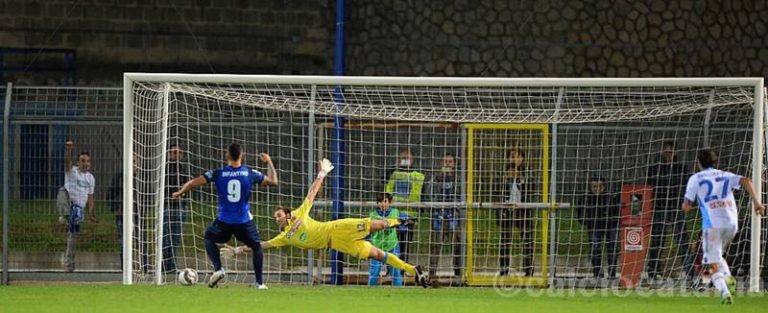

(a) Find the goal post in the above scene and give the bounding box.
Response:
[123,74,764,292]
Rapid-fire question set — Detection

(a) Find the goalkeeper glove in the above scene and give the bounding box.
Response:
[220,245,244,260]
[317,158,335,179]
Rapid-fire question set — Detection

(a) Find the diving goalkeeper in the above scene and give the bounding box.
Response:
[221,158,429,288]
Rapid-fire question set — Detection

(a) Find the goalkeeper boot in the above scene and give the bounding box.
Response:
[721,294,734,305]
[251,283,268,290]
[208,269,226,288]
[414,265,428,288]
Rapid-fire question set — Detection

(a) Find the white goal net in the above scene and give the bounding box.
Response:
[124,75,764,291]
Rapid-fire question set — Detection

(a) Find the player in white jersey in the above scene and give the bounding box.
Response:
[682,149,764,304]
[61,140,99,272]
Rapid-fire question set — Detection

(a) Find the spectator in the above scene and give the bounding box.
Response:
[108,154,147,272]
[578,176,620,278]
[428,152,463,284]
[762,170,768,289]
[646,141,692,279]
[162,144,191,273]
[60,140,99,272]
[495,148,535,277]
[383,148,424,262]
[368,193,403,286]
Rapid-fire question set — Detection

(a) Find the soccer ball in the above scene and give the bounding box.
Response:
[178,268,198,285]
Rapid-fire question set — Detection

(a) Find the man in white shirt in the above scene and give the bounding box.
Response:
[61,140,99,272]
[682,149,764,304]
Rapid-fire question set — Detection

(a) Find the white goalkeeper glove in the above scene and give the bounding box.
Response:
[220,245,244,260]
[317,158,334,179]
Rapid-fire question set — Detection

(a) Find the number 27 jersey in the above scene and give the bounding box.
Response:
[684,168,741,229]
[204,165,264,224]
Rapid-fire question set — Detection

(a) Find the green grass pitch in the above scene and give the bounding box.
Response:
[1,284,767,313]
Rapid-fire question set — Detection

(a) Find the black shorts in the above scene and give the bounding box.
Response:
[204,219,261,248]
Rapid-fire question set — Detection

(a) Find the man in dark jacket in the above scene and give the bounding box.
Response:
[496,148,535,277]
[108,154,147,272]
[162,144,191,273]
[428,153,463,282]
[646,141,691,279]
[579,177,620,278]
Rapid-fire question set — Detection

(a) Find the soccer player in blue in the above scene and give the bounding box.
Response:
[172,143,278,289]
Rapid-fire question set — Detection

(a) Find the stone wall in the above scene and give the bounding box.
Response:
[0,0,334,85]
[1,0,767,84]
[346,0,768,78]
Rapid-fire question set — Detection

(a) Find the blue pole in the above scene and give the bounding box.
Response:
[330,0,346,285]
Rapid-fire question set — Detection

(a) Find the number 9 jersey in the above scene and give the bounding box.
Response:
[204,166,265,224]
[684,168,741,230]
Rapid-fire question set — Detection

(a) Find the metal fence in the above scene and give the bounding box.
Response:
[1,85,123,282]
[1,84,766,289]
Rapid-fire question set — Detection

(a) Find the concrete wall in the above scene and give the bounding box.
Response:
[0,0,334,85]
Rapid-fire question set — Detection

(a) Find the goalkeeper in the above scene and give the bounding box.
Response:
[222,159,428,288]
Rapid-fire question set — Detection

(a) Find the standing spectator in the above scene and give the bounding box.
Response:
[162,144,191,273]
[60,140,99,272]
[108,154,147,272]
[762,170,768,290]
[578,176,620,278]
[383,148,424,262]
[428,153,463,283]
[368,193,403,287]
[495,148,535,277]
[646,141,691,279]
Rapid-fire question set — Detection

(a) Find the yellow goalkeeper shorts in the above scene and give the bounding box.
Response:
[329,218,373,260]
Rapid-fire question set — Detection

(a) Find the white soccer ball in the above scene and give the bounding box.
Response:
[178,268,198,285]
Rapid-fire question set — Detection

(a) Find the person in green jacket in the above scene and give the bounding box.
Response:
[368,193,403,286]
[383,148,423,263]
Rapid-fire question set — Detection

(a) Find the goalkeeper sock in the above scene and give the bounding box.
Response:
[384,252,415,276]
[251,244,264,285]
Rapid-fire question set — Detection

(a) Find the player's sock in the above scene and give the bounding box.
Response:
[712,271,731,297]
[204,238,223,271]
[251,243,264,285]
[384,252,415,275]
[719,260,732,277]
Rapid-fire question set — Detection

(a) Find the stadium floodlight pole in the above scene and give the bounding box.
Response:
[306,86,317,284]
[122,75,134,284]
[2,83,12,285]
[749,79,765,292]
[329,0,346,285]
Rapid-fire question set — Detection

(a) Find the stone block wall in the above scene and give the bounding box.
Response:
[345,0,768,78]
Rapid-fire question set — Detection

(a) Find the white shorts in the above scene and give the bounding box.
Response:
[702,226,737,264]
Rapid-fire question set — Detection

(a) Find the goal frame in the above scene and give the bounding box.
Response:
[123,74,764,291]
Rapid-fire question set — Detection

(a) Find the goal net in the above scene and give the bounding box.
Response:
[124,75,764,290]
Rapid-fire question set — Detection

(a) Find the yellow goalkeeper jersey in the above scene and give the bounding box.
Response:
[266,198,332,249]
